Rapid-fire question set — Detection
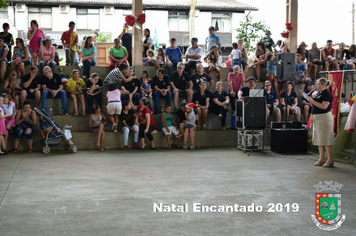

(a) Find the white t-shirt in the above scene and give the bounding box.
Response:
[148,56,156,61]
[231,49,241,59]
[143,37,154,50]
[1,101,15,116]
[185,46,203,62]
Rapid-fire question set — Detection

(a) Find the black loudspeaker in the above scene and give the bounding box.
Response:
[276,53,295,81]
[271,128,308,153]
[271,121,302,129]
[237,97,266,130]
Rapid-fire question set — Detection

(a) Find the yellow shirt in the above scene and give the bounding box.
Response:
[66,78,85,93]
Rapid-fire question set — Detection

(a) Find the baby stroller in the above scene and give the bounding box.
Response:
[34,107,77,154]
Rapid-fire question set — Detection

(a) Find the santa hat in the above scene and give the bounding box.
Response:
[185,103,195,109]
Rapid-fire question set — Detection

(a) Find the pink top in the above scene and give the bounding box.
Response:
[106,89,121,102]
[228,72,245,93]
[40,45,55,61]
[28,28,44,50]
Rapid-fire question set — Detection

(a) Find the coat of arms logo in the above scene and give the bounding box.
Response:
[311,181,346,230]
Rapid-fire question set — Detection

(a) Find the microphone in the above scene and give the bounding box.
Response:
[307,88,316,96]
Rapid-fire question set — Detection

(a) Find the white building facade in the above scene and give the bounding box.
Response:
[0,0,257,48]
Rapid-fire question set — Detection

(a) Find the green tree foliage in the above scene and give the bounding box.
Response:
[0,0,8,9]
[95,32,112,43]
[235,12,270,56]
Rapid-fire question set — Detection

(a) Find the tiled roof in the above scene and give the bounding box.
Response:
[13,0,258,11]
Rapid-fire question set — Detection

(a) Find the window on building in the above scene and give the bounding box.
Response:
[211,13,232,32]
[168,11,189,31]
[122,10,132,16]
[0,8,8,19]
[28,7,52,29]
[76,9,99,30]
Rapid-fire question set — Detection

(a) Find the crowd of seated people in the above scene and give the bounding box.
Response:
[0,19,353,153]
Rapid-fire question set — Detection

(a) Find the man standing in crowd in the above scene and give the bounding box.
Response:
[41,66,68,115]
[190,63,214,92]
[61,21,78,66]
[170,62,193,112]
[118,23,132,66]
[152,68,172,114]
[20,66,42,108]
[185,37,202,75]
[260,30,274,52]
[205,26,221,54]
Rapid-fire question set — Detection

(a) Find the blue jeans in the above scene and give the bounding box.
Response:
[39,60,56,76]
[122,125,139,146]
[231,58,241,68]
[122,93,141,105]
[86,92,103,110]
[153,90,172,112]
[14,126,34,142]
[41,90,68,113]
[211,105,228,127]
[166,62,178,77]
[83,59,96,78]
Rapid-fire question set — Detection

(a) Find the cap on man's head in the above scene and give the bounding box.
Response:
[265,80,271,86]
[191,37,198,42]
[265,30,272,35]
[307,81,315,85]
[209,26,215,31]
[246,76,256,82]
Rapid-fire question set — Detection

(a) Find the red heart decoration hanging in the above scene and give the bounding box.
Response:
[125,15,136,27]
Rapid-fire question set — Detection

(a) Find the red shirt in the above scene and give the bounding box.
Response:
[323,47,335,58]
[137,105,155,127]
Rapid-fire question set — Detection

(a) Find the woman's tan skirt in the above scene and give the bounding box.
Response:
[312,112,335,146]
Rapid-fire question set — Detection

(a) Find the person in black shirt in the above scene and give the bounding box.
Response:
[120,100,139,150]
[0,23,14,61]
[190,63,214,92]
[170,62,193,112]
[152,68,171,114]
[211,81,229,130]
[193,81,211,130]
[86,73,103,110]
[20,66,42,107]
[118,23,132,66]
[238,76,256,99]
[307,77,334,167]
[41,66,68,115]
[121,67,140,105]
[174,102,187,138]
[260,30,274,52]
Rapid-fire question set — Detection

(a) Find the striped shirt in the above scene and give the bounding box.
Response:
[104,68,124,84]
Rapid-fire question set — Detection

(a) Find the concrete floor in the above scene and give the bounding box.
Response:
[0,148,355,236]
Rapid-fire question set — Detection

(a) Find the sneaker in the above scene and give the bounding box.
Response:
[112,123,117,131]
[133,142,139,149]
[218,114,223,119]
[123,145,130,151]
[114,129,118,133]
[62,111,69,116]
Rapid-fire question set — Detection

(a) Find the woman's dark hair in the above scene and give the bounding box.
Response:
[286,81,293,90]
[122,100,130,109]
[144,28,150,38]
[119,63,128,71]
[108,83,117,91]
[350,44,356,57]
[90,104,100,114]
[84,36,93,48]
[140,97,151,107]
[16,38,25,48]
[257,42,266,52]
[23,100,31,106]
[141,70,149,78]
[30,20,39,28]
